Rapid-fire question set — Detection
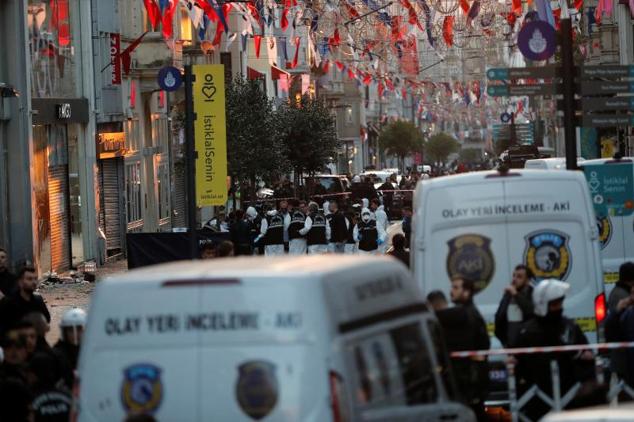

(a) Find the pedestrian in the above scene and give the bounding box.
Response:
[426,290,448,311]
[0,266,50,337]
[300,202,330,254]
[448,276,490,421]
[514,279,594,420]
[0,334,32,422]
[199,243,216,259]
[354,208,386,254]
[255,207,286,256]
[377,175,396,217]
[0,247,16,298]
[401,207,412,249]
[288,201,308,255]
[387,234,409,267]
[53,307,86,390]
[327,201,349,254]
[278,200,290,252]
[494,264,535,347]
[246,206,264,255]
[21,313,53,357]
[216,240,235,258]
[605,282,634,386]
[370,198,389,253]
[606,262,634,385]
[230,209,253,256]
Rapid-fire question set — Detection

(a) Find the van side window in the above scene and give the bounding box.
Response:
[426,320,458,400]
[347,322,438,409]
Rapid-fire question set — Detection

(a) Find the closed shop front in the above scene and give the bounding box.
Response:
[97,129,126,259]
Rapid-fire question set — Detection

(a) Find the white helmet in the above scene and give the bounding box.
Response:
[246,206,258,220]
[60,307,87,328]
[532,279,569,317]
[352,175,361,183]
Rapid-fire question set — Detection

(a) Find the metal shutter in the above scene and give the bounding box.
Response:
[48,165,71,272]
[101,159,123,254]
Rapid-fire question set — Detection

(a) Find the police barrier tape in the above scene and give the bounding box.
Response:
[450,343,634,422]
[449,341,634,358]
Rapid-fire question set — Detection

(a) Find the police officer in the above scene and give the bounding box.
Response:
[287,201,308,255]
[54,307,86,390]
[353,208,386,254]
[327,201,349,254]
[300,202,330,254]
[255,207,286,256]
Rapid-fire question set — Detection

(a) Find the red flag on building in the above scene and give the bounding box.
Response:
[291,36,301,68]
[400,35,419,76]
[119,31,149,74]
[162,0,179,40]
[442,16,454,47]
[143,0,162,30]
[460,0,470,14]
[254,35,262,58]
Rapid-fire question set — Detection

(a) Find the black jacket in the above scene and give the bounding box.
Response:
[230,219,252,246]
[0,269,16,297]
[329,212,348,243]
[494,285,534,347]
[0,292,51,336]
[388,249,409,268]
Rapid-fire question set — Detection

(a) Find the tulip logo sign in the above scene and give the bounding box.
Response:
[192,65,227,207]
[518,21,556,61]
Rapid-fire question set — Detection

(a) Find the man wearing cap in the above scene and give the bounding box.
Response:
[514,279,594,420]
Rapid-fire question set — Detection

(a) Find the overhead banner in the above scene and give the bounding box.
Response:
[192,64,227,206]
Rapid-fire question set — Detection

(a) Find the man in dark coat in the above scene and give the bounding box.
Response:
[0,247,16,298]
[0,266,50,337]
[494,265,535,347]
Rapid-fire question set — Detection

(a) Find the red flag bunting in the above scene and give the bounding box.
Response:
[254,35,262,58]
[442,16,454,47]
[363,73,372,85]
[378,82,385,98]
[347,68,356,80]
[291,36,300,68]
[401,0,423,30]
[385,79,394,91]
[161,0,178,40]
[212,22,223,46]
[281,9,289,31]
[196,0,219,23]
[143,0,162,30]
[574,0,583,9]
[322,60,330,73]
[460,0,470,14]
[512,0,522,15]
[246,3,263,28]
[344,2,360,18]
[335,61,344,71]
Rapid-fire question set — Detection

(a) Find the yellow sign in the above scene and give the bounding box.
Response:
[193,65,227,206]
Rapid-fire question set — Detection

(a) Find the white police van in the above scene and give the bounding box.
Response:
[77,256,473,422]
[579,158,634,290]
[411,169,606,398]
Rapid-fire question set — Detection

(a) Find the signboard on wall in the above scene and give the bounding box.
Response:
[110,33,122,85]
[97,132,126,159]
[192,65,227,206]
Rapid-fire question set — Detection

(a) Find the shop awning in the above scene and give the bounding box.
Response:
[271,65,290,80]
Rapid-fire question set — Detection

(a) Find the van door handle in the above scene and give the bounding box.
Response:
[440,414,459,420]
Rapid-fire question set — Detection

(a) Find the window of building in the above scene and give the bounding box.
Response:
[125,162,142,223]
[151,116,169,152]
[157,160,170,221]
[125,119,140,153]
[180,7,192,45]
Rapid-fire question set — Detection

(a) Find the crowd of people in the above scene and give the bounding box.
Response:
[0,247,86,421]
[201,197,412,266]
[427,262,634,420]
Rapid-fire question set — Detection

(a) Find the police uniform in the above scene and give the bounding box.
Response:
[355,220,379,253]
[287,210,307,255]
[328,211,349,254]
[261,212,285,256]
[303,212,330,254]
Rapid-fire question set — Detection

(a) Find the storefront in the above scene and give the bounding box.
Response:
[31,98,89,273]
[96,127,126,260]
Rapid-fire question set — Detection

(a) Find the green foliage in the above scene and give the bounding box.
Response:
[226,77,289,184]
[425,133,461,164]
[277,95,338,176]
[459,148,482,163]
[378,120,425,163]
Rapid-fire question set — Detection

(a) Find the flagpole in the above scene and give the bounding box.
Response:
[184,64,198,259]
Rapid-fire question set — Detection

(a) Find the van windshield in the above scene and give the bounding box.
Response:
[347,322,438,410]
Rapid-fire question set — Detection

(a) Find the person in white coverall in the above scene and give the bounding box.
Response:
[370,198,389,253]
[353,207,386,254]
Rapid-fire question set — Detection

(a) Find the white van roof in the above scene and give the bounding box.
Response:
[100,255,424,333]
[417,168,588,188]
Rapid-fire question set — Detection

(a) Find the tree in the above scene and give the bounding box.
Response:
[425,133,461,165]
[278,95,338,180]
[378,120,424,171]
[459,148,482,163]
[226,77,289,199]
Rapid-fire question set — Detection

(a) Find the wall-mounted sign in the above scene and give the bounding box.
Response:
[57,103,72,119]
[32,98,89,124]
[97,132,126,159]
[157,66,182,92]
[110,33,122,85]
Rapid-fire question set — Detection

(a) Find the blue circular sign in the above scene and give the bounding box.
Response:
[501,112,512,123]
[518,21,556,61]
[157,66,182,92]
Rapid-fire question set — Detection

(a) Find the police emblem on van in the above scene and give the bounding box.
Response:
[524,230,571,280]
[446,234,495,293]
[236,360,279,420]
[121,363,163,414]
[597,216,612,249]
